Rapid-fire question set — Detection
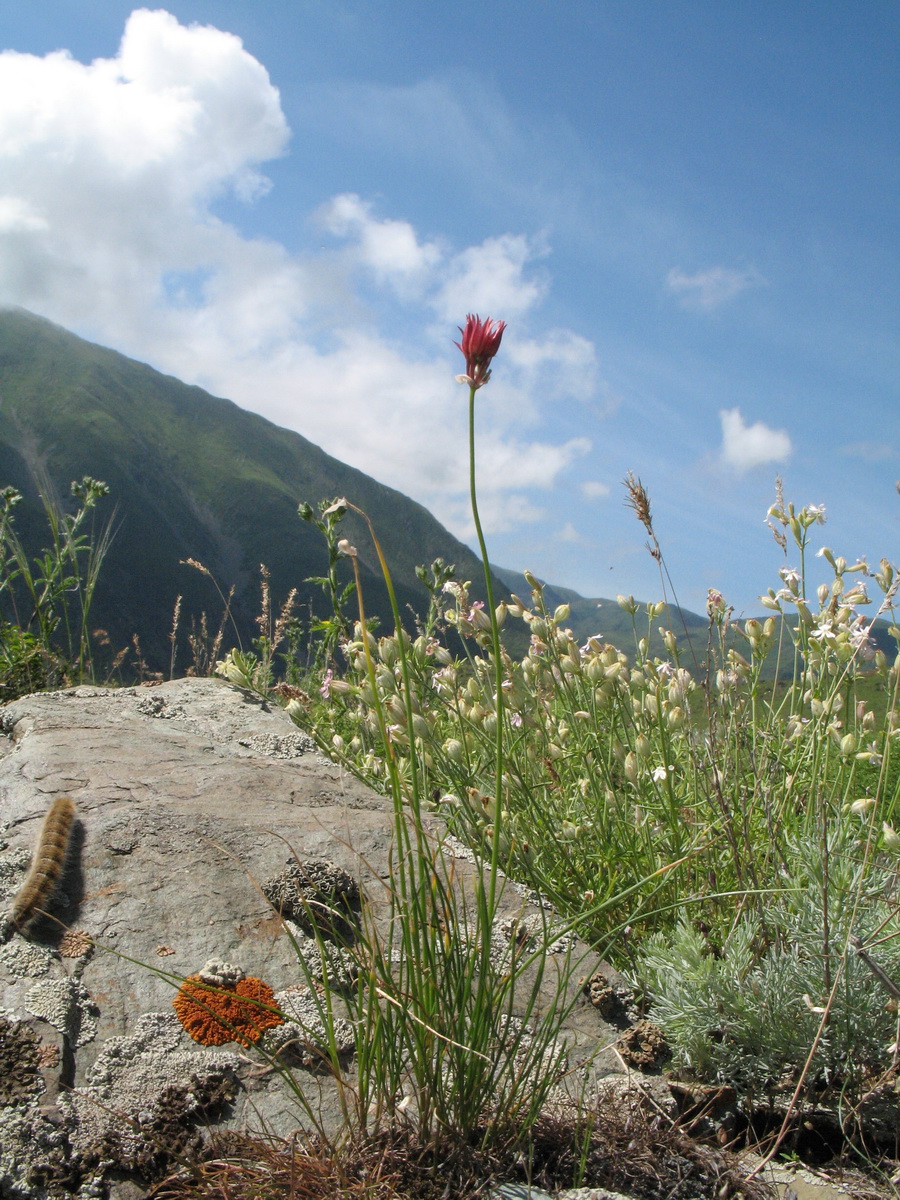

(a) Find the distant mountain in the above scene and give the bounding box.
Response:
[0,308,504,673]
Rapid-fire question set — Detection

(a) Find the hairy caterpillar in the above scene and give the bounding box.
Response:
[10,796,76,931]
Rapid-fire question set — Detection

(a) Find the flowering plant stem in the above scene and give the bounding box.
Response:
[467,379,506,919]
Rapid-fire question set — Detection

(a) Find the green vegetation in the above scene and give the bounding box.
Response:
[204,466,900,1193]
[6,307,900,1192]
[0,473,112,698]
[169,330,900,1185]
[216,425,900,1188]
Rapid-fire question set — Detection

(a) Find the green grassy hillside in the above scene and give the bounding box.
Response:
[0,307,500,673]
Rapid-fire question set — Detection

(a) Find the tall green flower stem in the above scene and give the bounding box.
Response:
[466,379,507,922]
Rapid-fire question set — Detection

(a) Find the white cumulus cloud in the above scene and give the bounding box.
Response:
[317,193,442,289]
[0,10,607,541]
[667,265,761,311]
[719,408,792,472]
[432,233,547,322]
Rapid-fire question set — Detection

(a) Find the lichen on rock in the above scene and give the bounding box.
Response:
[262,858,361,940]
[267,983,355,1071]
[196,957,245,987]
[24,978,98,1048]
[0,1013,45,1107]
[55,1011,241,1191]
[173,972,283,1047]
[0,936,54,979]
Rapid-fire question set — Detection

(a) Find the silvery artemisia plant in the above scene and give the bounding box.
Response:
[633,824,900,1096]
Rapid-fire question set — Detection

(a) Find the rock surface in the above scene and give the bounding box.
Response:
[0,678,624,1198]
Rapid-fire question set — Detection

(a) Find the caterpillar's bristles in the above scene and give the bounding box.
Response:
[10,796,76,931]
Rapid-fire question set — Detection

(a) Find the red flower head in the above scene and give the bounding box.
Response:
[455,313,506,389]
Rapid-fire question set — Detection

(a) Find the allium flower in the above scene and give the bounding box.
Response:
[455,313,506,389]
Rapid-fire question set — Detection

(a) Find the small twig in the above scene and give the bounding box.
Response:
[850,934,900,1002]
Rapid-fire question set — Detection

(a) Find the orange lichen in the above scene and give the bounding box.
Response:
[173,974,283,1047]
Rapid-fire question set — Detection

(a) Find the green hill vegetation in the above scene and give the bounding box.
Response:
[0,307,502,674]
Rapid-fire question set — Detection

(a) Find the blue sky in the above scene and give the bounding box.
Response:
[0,3,897,619]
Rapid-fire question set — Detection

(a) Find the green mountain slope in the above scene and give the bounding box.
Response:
[0,307,499,672]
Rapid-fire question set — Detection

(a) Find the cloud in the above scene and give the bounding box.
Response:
[0,10,608,540]
[431,233,547,322]
[504,330,600,404]
[316,193,442,290]
[0,9,290,337]
[558,522,582,543]
[666,266,761,311]
[581,480,610,499]
[719,408,792,472]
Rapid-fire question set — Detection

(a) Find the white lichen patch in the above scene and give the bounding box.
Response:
[284,920,358,990]
[267,984,355,1069]
[0,848,30,901]
[498,912,577,957]
[237,732,315,758]
[62,1011,240,1161]
[24,978,98,1047]
[0,937,54,979]
[197,958,245,986]
[0,1106,66,1200]
[135,696,187,720]
[83,1011,238,1098]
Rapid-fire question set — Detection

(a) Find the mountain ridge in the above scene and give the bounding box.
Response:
[0,307,504,671]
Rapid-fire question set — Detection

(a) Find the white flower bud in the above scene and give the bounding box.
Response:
[443,738,465,763]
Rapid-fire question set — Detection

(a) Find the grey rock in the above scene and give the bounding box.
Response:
[0,677,626,1197]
